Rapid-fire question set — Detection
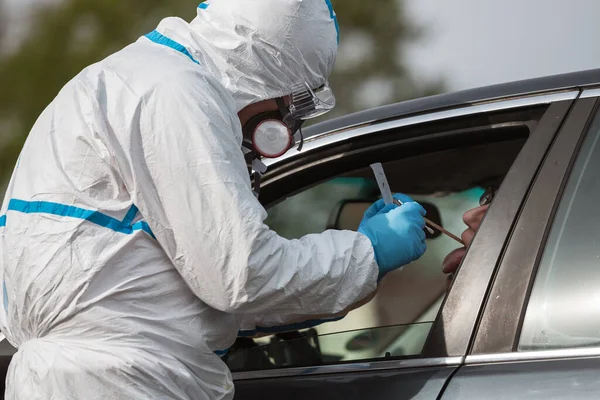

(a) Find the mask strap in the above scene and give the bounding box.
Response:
[242,146,262,198]
[251,158,267,197]
[243,147,266,198]
[295,126,304,152]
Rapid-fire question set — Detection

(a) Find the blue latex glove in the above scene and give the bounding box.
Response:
[358,194,427,280]
[358,193,416,231]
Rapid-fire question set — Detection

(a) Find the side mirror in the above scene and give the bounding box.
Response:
[327,199,443,240]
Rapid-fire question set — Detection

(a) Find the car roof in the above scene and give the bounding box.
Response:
[304,68,600,138]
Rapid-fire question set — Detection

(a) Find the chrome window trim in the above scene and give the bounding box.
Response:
[263,90,579,169]
[580,88,600,98]
[232,356,464,381]
[466,348,600,365]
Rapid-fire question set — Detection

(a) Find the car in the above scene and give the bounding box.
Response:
[3,68,600,399]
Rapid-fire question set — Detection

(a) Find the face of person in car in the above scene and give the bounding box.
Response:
[442,187,496,286]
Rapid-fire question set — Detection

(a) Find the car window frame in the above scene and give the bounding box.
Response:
[422,97,577,358]
[231,92,578,381]
[467,92,600,360]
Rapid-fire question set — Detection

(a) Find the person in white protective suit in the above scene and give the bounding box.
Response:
[0,0,428,399]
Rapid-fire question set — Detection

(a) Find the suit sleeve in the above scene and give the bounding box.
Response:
[128,72,379,317]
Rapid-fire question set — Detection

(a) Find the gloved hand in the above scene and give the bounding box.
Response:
[358,194,427,280]
[358,193,416,231]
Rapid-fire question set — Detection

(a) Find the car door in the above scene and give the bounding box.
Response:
[441,90,600,398]
[230,89,577,400]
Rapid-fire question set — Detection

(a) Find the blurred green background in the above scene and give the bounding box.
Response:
[0,0,444,193]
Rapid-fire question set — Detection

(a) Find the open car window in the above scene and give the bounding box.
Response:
[223,179,484,372]
[223,146,524,372]
[221,104,547,372]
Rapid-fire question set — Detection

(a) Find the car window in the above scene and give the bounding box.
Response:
[265,177,378,239]
[223,175,484,371]
[519,109,600,351]
[309,185,483,357]
[223,117,532,372]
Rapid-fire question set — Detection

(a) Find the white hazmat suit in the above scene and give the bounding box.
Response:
[0,0,379,398]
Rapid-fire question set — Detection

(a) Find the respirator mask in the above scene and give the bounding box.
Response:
[242,81,336,197]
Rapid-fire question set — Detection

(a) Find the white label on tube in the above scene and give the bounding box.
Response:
[370,162,393,205]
